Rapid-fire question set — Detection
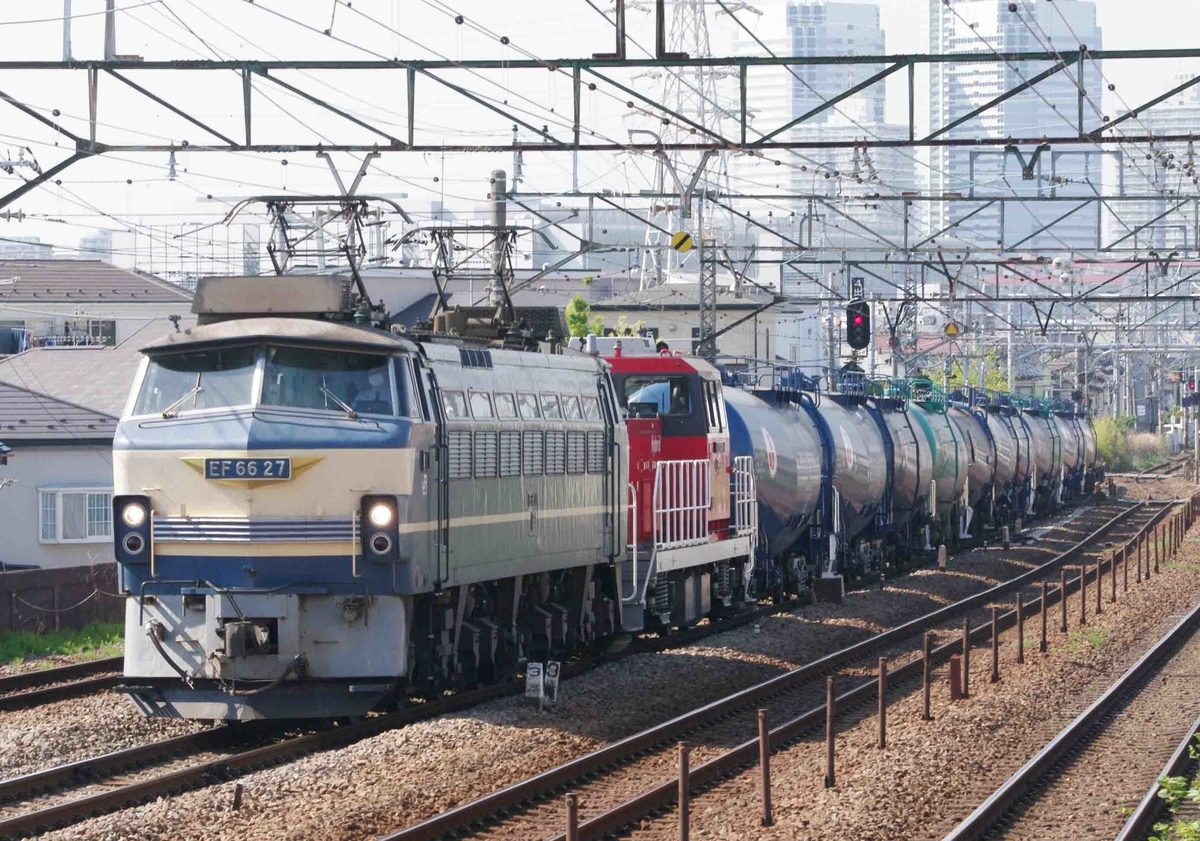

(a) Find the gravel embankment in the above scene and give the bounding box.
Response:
[0,692,207,780]
[33,506,1145,841]
[618,505,1200,841]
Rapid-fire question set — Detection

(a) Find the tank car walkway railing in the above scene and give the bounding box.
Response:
[732,455,757,538]
[652,460,710,549]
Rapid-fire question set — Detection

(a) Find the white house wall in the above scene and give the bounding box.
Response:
[0,445,115,570]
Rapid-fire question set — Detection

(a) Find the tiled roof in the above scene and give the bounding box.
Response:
[0,260,192,303]
[0,382,117,445]
[0,318,184,418]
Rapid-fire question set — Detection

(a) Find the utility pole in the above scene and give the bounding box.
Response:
[103,0,116,60]
[62,0,72,62]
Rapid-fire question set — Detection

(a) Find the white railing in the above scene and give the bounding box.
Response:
[624,481,640,604]
[732,455,758,537]
[652,459,710,549]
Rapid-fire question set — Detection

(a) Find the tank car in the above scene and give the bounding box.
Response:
[906,380,969,548]
[1020,399,1064,512]
[946,399,997,538]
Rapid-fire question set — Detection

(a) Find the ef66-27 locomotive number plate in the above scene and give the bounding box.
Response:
[205,458,292,481]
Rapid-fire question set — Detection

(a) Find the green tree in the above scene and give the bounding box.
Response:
[609,314,646,337]
[565,295,603,338]
[947,350,1010,392]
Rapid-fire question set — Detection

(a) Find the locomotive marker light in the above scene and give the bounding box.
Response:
[360,495,399,562]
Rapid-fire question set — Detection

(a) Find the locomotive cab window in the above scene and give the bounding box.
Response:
[262,347,394,416]
[621,375,692,418]
[703,380,725,432]
[135,345,257,416]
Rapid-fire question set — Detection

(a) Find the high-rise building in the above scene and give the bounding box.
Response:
[1109,76,1200,253]
[78,229,113,263]
[928,0,1103,251]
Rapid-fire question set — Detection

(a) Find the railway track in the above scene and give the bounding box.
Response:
[0,501,1163,839]
[378,501,1173,841]
[941,588,1200,841]
[0,658,123,713]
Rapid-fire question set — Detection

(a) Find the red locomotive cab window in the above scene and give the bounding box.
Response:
[615,373,705,438]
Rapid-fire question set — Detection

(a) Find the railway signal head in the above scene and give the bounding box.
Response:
[846,299,871,350]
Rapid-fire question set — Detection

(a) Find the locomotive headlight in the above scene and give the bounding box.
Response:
[368,502,394,528]
[121,502,147,528]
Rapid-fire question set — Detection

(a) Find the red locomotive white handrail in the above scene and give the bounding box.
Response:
[732,455,757,538]
[652,459,710,550]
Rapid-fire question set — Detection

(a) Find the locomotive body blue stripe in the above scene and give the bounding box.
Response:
[120,553,397,595]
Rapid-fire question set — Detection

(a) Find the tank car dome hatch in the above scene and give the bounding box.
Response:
[190,275,354,324]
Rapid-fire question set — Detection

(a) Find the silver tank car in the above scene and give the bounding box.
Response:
[983,411,1018,500]
[1024,410,1063,503]
[724,389,824,561]
[818,398,889,542]
[948,406,996,510]
[1053,413,1083,497]
[876,407,932,528]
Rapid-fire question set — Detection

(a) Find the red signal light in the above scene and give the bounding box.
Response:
[853,314,864,325]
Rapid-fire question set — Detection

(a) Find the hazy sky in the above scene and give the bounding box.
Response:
[0,0,1198,260]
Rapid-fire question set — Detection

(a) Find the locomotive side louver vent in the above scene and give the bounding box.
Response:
[448,430,473,479]
[587,431,606,473]
[523,431,544,475]
[567,432,587,475]
[545,431,566,475]
[459,348,494,369]
[474,431,498,478]
[499,431,521,477]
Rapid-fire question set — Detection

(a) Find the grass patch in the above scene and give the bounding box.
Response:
[1164,562,1200,573]
[0,622,123,668]
[1067,627,1113,652]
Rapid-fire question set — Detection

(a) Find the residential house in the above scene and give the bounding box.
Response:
[0,319,183,569]
[0,260,191,353]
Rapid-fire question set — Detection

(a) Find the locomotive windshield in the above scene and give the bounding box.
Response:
[134,346,257,416]
[621,375,692,418]
[262,346,394,416]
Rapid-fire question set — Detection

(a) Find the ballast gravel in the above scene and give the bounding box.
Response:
[620,503,1200,840]
[34,506,1155,841]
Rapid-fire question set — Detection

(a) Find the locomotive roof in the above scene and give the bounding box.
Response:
[141,317,418,355]
[422,340,609,373]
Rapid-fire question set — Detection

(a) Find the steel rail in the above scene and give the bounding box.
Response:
[0,570,863,839]
[544,502,1177,841]
[0,724,249,804]
[942,597,1200,841]
[383,501,1162,841]
[1115,710,1200,841]
[0,657,122,697]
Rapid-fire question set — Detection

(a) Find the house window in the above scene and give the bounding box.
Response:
[39,489,112,543]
